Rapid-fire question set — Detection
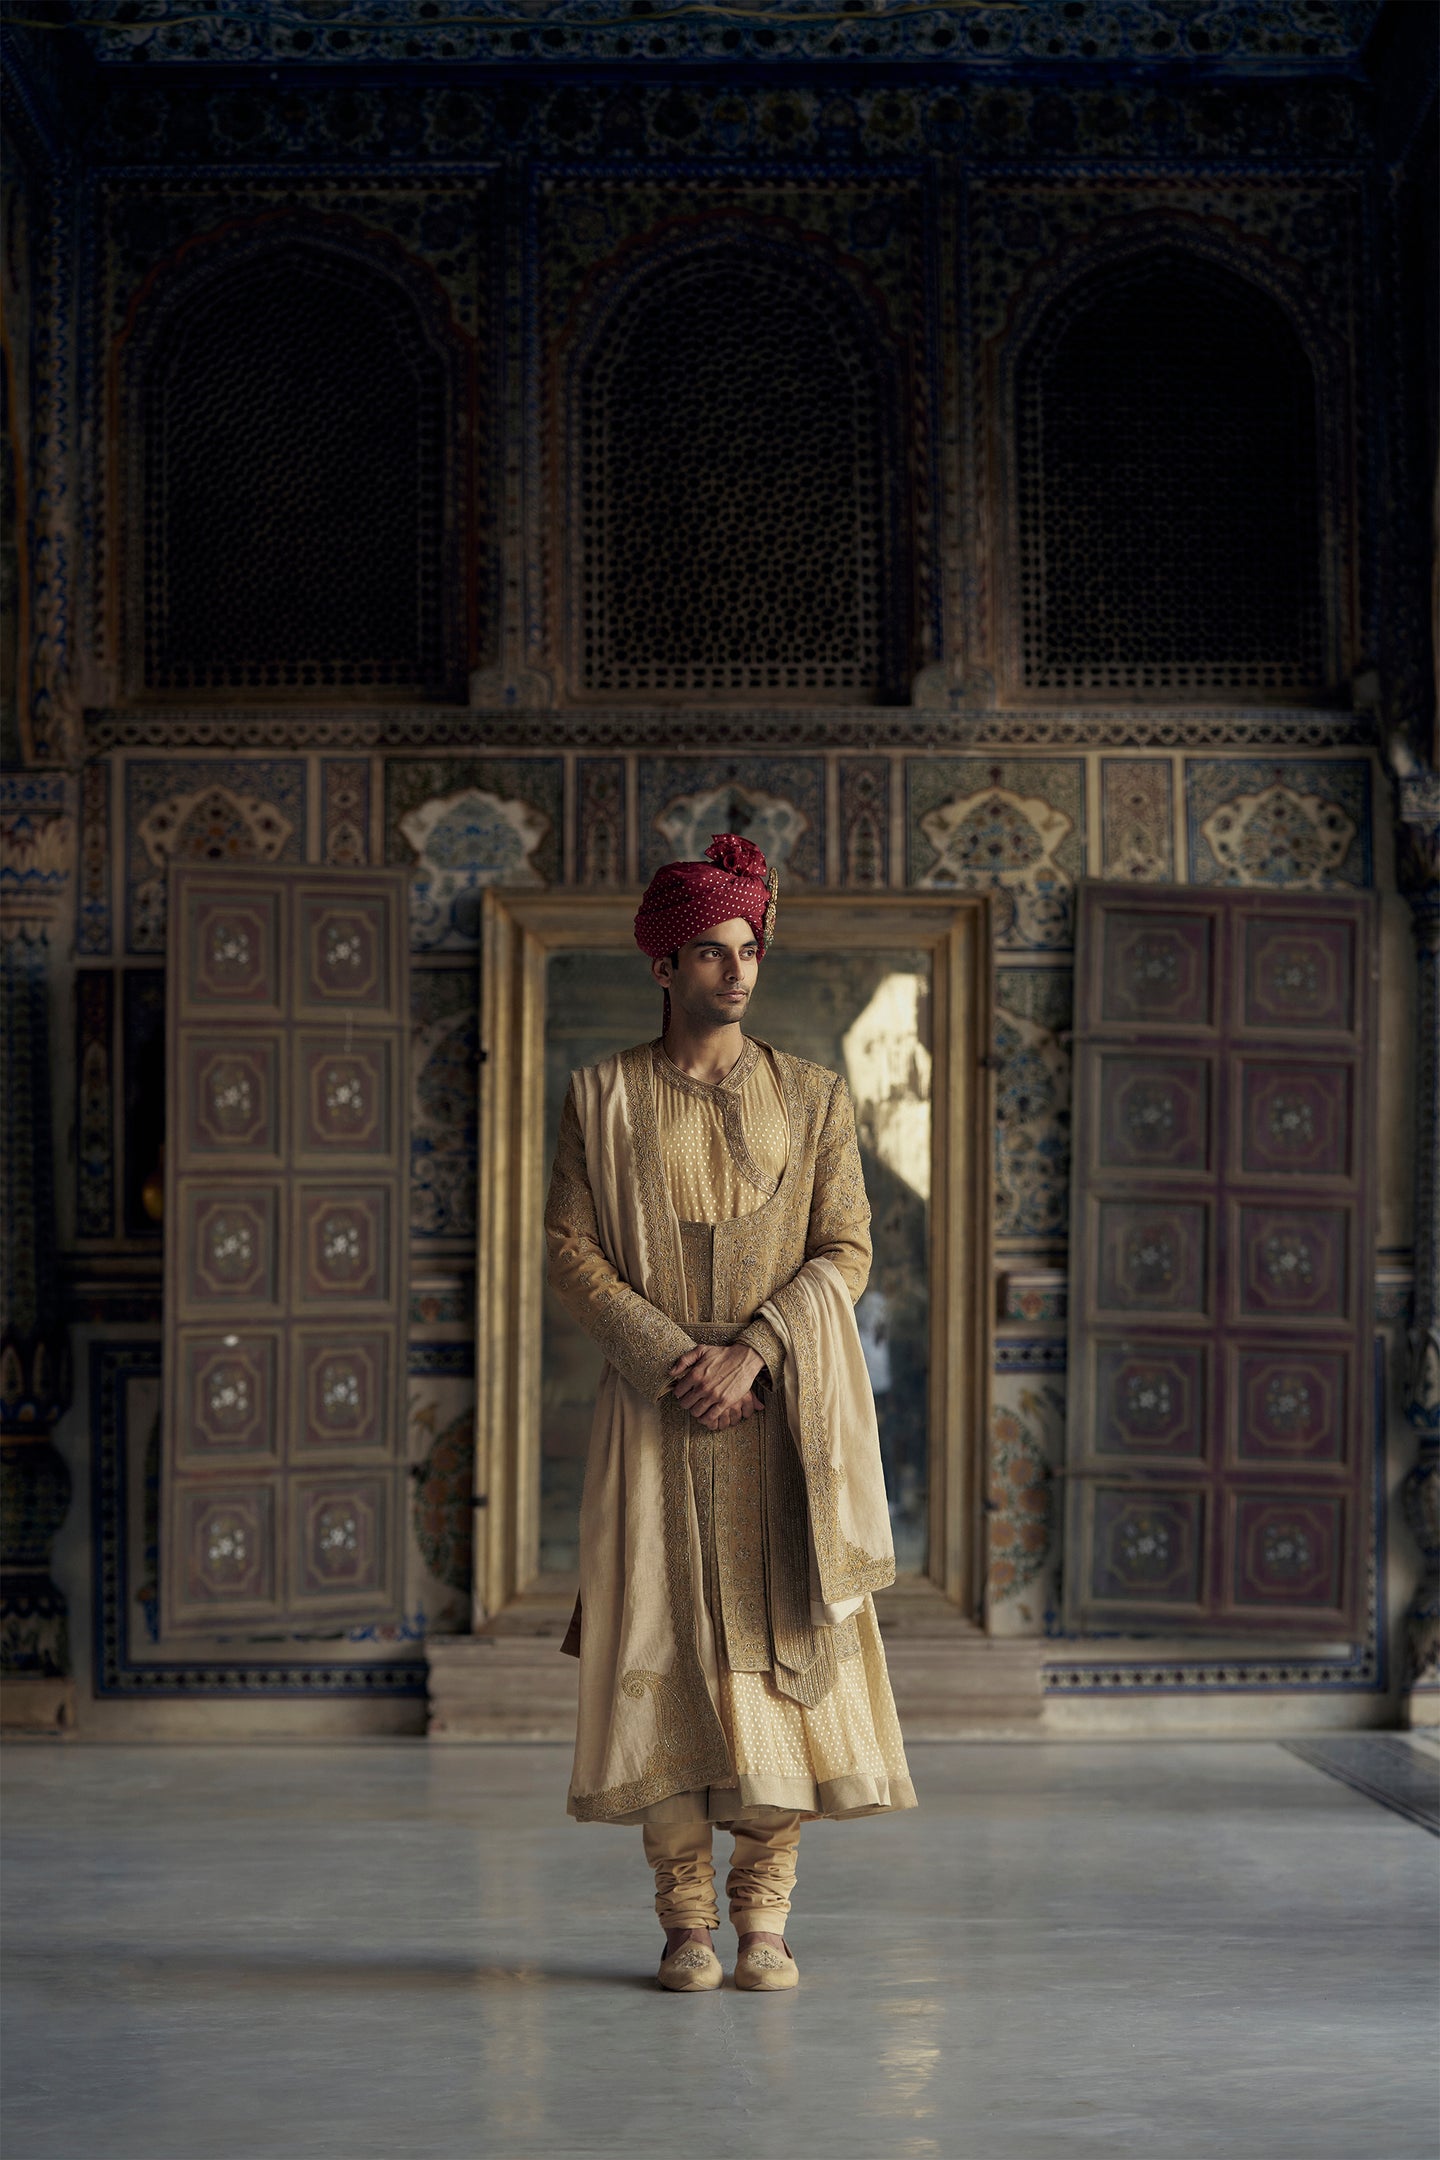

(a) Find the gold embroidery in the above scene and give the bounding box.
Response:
[570,1661,727,1821]
[653,1037,784,1201]
[544,1086,693,1400]
[581,1056,733,1816]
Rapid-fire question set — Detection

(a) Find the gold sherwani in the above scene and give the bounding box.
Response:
[545,1034,916,1825]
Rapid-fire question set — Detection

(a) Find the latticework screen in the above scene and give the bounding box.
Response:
[139,245,455,696]
[574,246,902,700]
[1016,254,1324,696]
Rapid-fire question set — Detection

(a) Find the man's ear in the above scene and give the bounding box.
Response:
[650,953,673,990]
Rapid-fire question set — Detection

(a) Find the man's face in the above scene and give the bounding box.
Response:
[652,917,760,1028]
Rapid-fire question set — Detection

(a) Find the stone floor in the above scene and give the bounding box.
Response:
[4,1738,1436,2160]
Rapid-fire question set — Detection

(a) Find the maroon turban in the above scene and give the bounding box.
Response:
[634,834,778,962]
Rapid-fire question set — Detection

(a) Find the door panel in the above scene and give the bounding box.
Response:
[1065,885,1375,1636]
[163,866,410,1638]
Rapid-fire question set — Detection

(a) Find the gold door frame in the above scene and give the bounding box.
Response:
[474,889,993,1631]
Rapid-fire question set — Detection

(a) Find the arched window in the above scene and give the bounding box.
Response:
[127,235,466,698]
[1014,251,1325,696]
[570,238,907,701]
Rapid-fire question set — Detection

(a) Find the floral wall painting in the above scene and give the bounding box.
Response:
[908,760,1084,950]
[652,779,810,880]
[1186,759,1372,889]
[399,788,550,951]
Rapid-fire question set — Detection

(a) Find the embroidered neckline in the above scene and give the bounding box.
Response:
[652,1035,760,1102]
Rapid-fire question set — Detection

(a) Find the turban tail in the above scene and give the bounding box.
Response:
[634,833,779,1029]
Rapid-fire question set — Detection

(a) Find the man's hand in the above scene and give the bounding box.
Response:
[669,1342,765,1431]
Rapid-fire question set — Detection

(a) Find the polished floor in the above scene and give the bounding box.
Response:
[4,1738,1436,2160]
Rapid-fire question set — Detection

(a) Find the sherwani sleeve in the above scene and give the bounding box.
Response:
[737,1072,873,1379]
[544,1084,697,1403]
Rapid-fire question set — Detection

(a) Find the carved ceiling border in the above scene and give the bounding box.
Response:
[82,705,1377,754]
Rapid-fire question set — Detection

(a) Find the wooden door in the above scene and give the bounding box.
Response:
[1065,885,1376,1637]
[162,865,410,1637]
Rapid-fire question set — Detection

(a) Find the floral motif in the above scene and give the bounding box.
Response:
[207,1369,251,1419]
[1267,1093,1314,1145]
[1265,1374,1313,1431]
[1129,935,1179,990]
[1117,1511,1172,1573]
[916,784,1073,947]
[1124,1082,1176,1142]
[321,1216,363,1268]
[1125,1372,1172,1424]
[1263,1231,1313,1286]
[1261,1521,1313,1576]
[1125,1229,1175,1291]
[323,1065,365,1117]
[317,1506,359,1556]
[209,1062,254,1123]
[1271,949,1320,1002]
[399,788,549,950]
[204,1514,249,1574]
[987,1384,1062,1610]
[209,922,252,972]
[323,924,367,973]
[209,1215,254,1272]
[320,1360,362,1416]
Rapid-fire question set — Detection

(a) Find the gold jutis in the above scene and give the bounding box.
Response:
[545,1036,916,1825]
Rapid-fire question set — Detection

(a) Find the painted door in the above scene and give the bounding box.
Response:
[1065,885,1376,1637]
[162,865,410,1637]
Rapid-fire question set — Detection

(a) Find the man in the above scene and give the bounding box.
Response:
[545,833,915,1995]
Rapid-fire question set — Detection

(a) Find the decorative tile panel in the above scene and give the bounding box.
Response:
[124,758,305,955]
[385,758,564,950]
[75,971,116,1239]
[78,760,113,956]
[1100,759,1174,881]
[907,758,1083,950]
[576,758,627,887]
[164,866,410,1640]
[1186,759,1371,890]
[410,966,478,1246]
[320,760,371,867]
[638,757,824,883]
[1067,886,1375,1638]
[838,758,891,888]
[993,967,1072,1240]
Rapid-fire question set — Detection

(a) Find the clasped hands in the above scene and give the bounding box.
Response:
[668,1341,766,1432]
